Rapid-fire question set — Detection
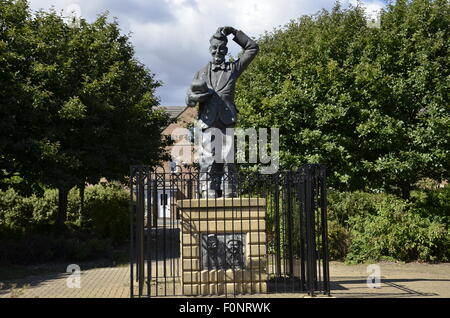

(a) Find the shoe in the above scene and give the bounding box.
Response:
[201,190,217,199]
[223,192,237,198]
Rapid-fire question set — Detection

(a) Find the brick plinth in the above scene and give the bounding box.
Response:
[177,198,267,296]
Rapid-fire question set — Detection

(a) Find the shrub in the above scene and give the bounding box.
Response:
[345,208,450,264]
[0,183,130,238]
[327,190,403,260]
[0,187,81,233]
[81,182,130,243]
[29,188,59,225]
[327,190,400,224]
[327,219,350,260]
[0,188,34,232]
[410,185,450,224]
[0,182,129,265]
[327,189,450,263]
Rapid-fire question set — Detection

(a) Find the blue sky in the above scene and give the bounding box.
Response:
[27,0,386,106]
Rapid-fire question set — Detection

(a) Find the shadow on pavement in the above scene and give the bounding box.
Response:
[0,259,128,297]
[0,271,69,297]
[330,276,449,297]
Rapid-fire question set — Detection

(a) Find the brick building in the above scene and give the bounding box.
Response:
[151,106,198,221]
[157,106,197,173]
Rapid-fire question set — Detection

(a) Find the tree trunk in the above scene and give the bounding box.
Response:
[401,182,411,200]
[79,182,85,225]
[57,186,69,231]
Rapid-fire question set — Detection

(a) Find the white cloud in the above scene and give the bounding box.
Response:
[27,0,387,105]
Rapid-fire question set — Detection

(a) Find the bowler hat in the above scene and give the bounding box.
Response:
[190,79,212,99]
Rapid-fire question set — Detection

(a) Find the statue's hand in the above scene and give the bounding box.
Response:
[186,90,212,107]
[221,26,236,36]
[197,90,213,102]
[186,93,196,107]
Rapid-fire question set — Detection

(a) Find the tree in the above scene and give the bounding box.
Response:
[0,0,38,194]
[235,0,450,198]
[0,1,171,228]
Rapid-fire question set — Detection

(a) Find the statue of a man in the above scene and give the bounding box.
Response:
[186,26,259,198]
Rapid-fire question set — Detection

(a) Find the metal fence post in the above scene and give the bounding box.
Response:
[320,165,330,295]
[129,167,135,298]
[304,165,315,296]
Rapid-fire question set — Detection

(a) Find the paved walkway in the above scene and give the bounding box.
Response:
[330,261,450,298]
[1,262,450,298]
[0,266,130,298]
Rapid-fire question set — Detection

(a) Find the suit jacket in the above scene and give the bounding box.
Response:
[186,30,259,128]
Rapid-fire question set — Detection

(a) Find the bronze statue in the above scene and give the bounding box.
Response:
[186,26,259,198]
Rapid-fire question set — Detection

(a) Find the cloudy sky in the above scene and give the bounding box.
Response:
[27,0,386,106]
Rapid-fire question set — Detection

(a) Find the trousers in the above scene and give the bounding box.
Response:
[199,120,237,198]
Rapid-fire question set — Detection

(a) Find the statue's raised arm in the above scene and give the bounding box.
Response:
[224,26,259,76]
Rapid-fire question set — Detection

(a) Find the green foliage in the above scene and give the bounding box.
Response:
[0,188,34,232]
[328,190,384,223]
[0,0,35,194]
[410,185,450,223]
[236,0,450,197]
[264,187,450,263]
[326,190,404,260]
[346,207,450,264]
[21,9,171,189]
[81,182,130,243]
[0,0,171,228]
[326,188,450,263]
[327,219,350,260]
[0,182,130,264]
[0,187,79,232]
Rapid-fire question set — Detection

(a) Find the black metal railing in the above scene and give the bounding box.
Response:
[129,164,330,297]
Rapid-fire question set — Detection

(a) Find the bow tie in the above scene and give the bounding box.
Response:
[212,63,227,71]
